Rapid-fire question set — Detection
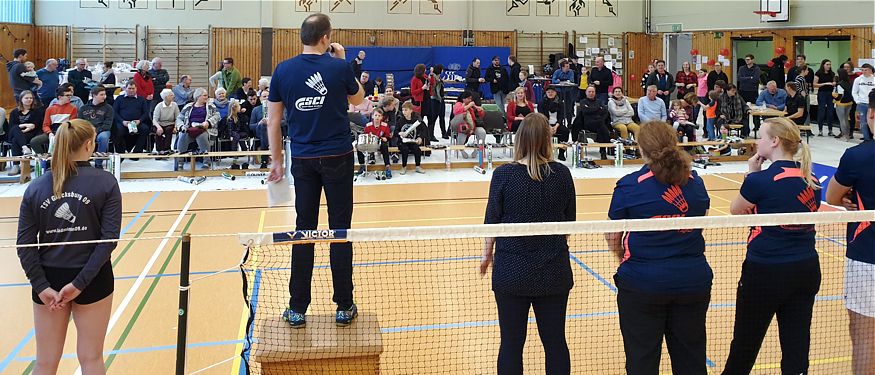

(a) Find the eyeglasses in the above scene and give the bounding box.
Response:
[62,94,73,97]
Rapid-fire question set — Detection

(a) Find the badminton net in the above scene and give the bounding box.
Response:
[237,210,875,374]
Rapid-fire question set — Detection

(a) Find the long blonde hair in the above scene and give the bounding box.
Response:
[513,87,528,105]
[228,99,241,123]
[52,119,96,197]
[762,117,819,190]
[513,113,553,181]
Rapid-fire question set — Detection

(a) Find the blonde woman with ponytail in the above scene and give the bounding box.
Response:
[480,113,576,374]
[17,119,121,374]
[725,117,821,374]
[605,121,712,374]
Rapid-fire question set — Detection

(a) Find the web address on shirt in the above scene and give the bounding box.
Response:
[45,226,89,234]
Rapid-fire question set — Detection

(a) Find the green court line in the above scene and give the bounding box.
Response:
[113,215,156,267]
[104,214,196,370]
[21,215,159,375]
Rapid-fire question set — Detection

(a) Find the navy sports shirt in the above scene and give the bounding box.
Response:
[269,53,360,158]
[608,166,712,293]
[833,141,875,264]
[739,160,821,264]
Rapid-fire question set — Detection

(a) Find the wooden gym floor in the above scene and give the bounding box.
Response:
[0,173,852,374]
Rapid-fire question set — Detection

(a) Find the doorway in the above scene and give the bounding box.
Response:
[664,33,693,74]
[794,36,852,69]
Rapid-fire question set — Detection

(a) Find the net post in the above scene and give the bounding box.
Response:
[175,233,192,375]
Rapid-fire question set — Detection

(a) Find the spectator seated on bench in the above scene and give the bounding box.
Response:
[113,81,152,155]
[176,88,219,169]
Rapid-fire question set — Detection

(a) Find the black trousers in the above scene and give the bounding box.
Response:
[616,279,711,375]
[288,153,355,313]
[583,121,611,158]
[494,292,571,375]
[398,141,422,167]
[722,257,821,375]
[739,90,759,131]
[6,124,38,156]
[357,142,390,166]
[429,98,447,138]
[114,122,151,153]
[553,124,570,159]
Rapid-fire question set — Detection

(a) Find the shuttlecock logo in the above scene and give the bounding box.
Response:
[797,187,817,212]
[54,202,77,224]
[661,185,689,213]
[306,72,328,95]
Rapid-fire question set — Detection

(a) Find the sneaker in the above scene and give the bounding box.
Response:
[282,307,306,328]
[385,167,392,179]
[828,131,836,137]
[415,166,425,174]
[355,165,366,175]
[391,154,399,164]
[368,159,376,165]
[336,304,358,327]
[818,131,824,137]
[400,166,407,175]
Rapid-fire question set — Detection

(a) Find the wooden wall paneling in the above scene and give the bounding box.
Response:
[1,23,35,109]
[624,32,662,98]
[850,27,874,64]
[211,27,261,94]
[691,31,733,83]
[32,26,68,67]
[475,31,516,51]
[147,28,210,90]
[271,28,301,71]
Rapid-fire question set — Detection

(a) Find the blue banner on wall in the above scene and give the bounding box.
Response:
[345,46,511,100]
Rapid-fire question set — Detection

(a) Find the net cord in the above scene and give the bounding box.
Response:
[237,210,875,245]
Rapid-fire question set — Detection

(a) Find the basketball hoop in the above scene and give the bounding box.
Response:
[753,10,778,17]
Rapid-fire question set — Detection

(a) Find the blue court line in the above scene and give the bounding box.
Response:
[569,253,618,293]
[17,294,844,362]
[0,191,160,373]
[240,269,262,375]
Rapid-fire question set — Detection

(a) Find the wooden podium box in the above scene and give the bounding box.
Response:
[252,314,383,374]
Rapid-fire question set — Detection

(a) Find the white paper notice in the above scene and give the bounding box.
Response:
[702,56,709,64]
[605,55,612,60]
[580,36,588,44]
[871,49,875,58]
[723,60,731,67]
[696,63,702,70]
[608,37,615,46]
[591,48,601,54]
[629,50,634,59]
[610,48,618,54]
[615,62,623,68]
[617,52,622,59]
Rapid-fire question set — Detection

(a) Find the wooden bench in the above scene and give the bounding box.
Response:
[0,156,33,184]
[797,125,812,142]
[252,314,383,375]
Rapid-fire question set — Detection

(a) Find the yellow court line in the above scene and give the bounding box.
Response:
[230,209,266,374]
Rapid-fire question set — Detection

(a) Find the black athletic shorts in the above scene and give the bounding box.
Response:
[31,262,114,305]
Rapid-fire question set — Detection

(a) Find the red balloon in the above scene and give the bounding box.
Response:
[767,60,775,67]
[775,47,785,54]
[690,49,699,56]
[721,48,730,56]
[630,74,636,80]
[708,60,716,66]
[784,61,793,69]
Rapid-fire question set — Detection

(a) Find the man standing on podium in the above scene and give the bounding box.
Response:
[266,13,365,329]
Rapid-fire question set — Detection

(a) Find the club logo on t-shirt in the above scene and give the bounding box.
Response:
[296,72,328,112]
[661,185,689,213]
[797,187,817,212]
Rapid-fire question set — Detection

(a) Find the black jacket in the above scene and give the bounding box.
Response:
[507,63,522,93]
[646,71,675,94]
[574,97,608,128]
[706,71,729,92]
[588,67,614,94]
[485,65,507,94]
[737,64,762,92]
[465,64,482,93]
[538,96,562,125]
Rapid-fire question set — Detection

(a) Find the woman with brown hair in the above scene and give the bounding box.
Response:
[6,90,45,175]
[480,113,576,374]
[17,119,121,374]
[606,121,712,375]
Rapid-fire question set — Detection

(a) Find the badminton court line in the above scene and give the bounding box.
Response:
[0,191,160,374]
[73,190,198,375]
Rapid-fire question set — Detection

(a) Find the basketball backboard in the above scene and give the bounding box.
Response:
[758,0,790,22]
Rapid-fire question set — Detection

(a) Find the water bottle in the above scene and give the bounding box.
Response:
[682,135,689,143]
[614,143,623,167]
[487,144,493,170]
[47,134,55,154]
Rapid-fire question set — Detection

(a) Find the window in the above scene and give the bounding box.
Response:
[0,0,33,24]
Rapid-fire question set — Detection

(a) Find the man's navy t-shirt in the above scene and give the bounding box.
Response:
[269,53,359,158]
